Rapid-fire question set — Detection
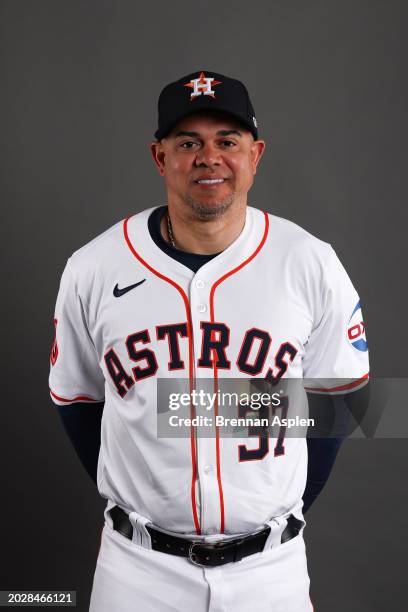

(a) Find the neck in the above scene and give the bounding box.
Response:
[162,201,247,255]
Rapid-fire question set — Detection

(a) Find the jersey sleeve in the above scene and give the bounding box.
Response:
[302,247,369,394]
[49,259,105,405]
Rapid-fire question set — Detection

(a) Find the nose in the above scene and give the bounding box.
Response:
[194,143,221,167]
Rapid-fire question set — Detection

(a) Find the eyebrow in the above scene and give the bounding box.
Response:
[174,129,242,138]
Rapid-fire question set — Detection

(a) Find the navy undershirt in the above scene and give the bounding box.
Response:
[56,206,358,514]
[148,205,221,272]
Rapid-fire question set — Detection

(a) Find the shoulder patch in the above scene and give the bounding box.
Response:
[347,301,368,352]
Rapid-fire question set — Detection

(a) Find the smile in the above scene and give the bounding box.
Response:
[195,179,225,184]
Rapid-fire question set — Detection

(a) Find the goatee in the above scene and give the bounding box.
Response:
[183,193,235,221]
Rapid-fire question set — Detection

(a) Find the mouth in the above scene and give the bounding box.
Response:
[194,178,226,185]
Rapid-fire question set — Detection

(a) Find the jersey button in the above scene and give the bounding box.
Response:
[203,465,213,474]
[197,304,207,313]
[195,279,205,289]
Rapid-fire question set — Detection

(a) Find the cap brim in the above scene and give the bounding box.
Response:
[154,107,258,141]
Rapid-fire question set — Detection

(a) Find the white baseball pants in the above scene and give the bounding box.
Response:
[89,509,313,612]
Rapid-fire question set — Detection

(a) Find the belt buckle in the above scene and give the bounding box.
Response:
[188,541,206,566]
[188,540,214,567]
[188,540,226,566]
[188,537,244,567]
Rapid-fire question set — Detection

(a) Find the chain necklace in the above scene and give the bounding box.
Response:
[166,213,177,248]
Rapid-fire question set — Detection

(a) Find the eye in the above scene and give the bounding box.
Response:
[179,141,199,150]
[220,140,237,147]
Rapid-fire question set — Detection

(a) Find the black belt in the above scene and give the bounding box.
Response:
[109,506,303,567]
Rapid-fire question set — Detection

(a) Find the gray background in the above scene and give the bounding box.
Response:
[1,0,407,610]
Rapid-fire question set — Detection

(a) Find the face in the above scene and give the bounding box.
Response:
[151,112,265,220]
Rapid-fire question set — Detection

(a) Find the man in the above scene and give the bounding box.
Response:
[49,71,369,611]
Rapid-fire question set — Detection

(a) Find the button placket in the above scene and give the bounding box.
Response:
[190,273,220,535]
[189,276,210,353]
[196,436,220,535]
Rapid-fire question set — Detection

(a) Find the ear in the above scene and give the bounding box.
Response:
[250,140,266,174]
[150,141,166,176]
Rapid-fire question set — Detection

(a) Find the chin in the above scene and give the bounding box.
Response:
[184,194,235,220]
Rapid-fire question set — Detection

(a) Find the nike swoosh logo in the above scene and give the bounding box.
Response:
[113,279,146,297]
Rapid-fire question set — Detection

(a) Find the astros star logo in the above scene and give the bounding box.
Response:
[184,72,222,100]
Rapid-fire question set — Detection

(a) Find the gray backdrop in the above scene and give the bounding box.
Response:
[1,1,407,610]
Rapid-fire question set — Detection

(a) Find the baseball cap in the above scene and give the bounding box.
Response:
[154,70,259,141]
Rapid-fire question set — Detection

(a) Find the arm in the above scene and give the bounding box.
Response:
[56,401,104,484]
[49,260,106,484]
[303,437,343,513]
[303,382,370,513]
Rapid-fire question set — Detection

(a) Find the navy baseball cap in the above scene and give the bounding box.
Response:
[154,71,259,141]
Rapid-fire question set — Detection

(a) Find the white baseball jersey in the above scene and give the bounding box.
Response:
[49,206,369,536]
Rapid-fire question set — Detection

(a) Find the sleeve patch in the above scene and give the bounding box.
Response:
[50,318,59,366]
[347,301,368,352]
